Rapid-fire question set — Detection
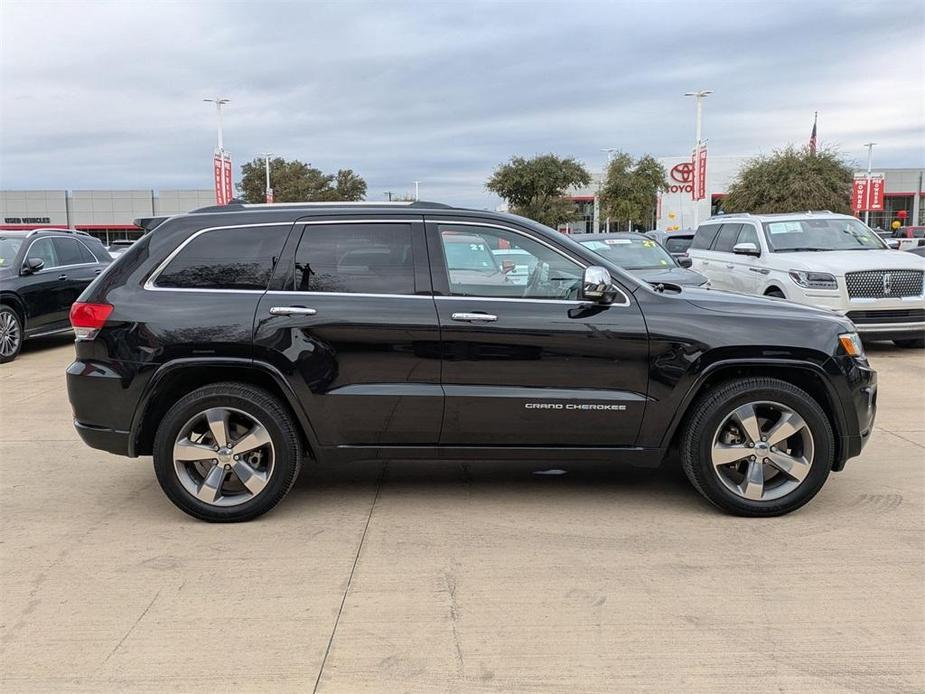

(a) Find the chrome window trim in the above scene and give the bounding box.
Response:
[267,290,432,300]
[427,218,631,307]
[21,235,102,273]
[144,222,293,292]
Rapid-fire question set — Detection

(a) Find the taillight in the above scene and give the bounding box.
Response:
[69,302,113,341]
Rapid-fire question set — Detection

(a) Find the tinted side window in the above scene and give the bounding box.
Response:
[665,236,693,253]
[438,224,583,299]
[294,223,414,294]
[27,238,58,267]
[713,224,743,253]
[156,225,289,290]
[737,225,759,247]
[691,225,721,250]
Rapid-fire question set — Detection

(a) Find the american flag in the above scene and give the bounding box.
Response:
[809,112,818,155]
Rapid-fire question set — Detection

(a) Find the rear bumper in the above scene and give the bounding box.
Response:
[73,420,131,456]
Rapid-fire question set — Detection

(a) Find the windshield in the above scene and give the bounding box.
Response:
[763,218,886,252]
[0,237,24,267]
[579,236,676,270]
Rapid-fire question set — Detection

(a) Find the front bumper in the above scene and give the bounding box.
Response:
[833,358,877,470]
[796,289,925,341]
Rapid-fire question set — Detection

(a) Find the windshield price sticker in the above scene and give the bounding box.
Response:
[767,222,803,235]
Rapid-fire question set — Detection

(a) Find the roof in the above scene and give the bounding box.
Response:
[708,211,852,221]
[189,200,454,215]
[0,228,92,238]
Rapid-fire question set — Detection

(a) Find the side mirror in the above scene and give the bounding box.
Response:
[581,265,618,304]
[676,255,693,268]
[732,242,760,257]
[22,257,45,274]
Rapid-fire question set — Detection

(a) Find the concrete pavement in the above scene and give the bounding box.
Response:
[1,336,923,693]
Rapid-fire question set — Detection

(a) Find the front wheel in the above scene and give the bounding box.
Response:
[680,378,834,516]
[153,382,302,522]
[0,306,23,363]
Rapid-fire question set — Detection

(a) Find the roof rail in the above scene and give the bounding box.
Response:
[189,200,454,214]
[709,212,753,219]
[25,227,91,237]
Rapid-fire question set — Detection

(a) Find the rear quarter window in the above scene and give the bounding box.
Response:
[154,225,290,290]
[691,225,721,250]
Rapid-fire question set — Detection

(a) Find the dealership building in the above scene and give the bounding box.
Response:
[564,157,925,234]
[0,189,216,244]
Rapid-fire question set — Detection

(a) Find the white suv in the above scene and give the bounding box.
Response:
[688,212,925,348]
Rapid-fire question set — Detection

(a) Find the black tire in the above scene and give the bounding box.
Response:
[0,305,23,364]
[893,338,924,348]
[680,377,834,517]
[152,382,302,522]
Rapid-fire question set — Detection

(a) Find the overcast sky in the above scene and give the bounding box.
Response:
[1,0,922,208]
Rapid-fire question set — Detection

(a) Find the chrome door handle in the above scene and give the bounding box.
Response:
[269,306,317,316]
[57,274,68,281]
[725,264,734,269]
[451,312,497,322]
[749,267,770,275]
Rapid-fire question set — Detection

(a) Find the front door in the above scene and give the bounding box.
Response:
[427,218,649,447]
[254,217,443,447]
[18,237,71,333]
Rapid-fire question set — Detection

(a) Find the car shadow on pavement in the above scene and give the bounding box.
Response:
[15,333,74,359]
[282,457,707,515]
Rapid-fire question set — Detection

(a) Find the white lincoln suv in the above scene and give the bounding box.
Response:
[688,212,925,348]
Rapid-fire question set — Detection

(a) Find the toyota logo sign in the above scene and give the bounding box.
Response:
[667,162,695,193]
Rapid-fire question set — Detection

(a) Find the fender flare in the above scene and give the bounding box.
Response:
[128,357,322,458]
[660,357,848,450]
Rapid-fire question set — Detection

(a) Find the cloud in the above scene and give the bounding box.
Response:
[1,0,922,208]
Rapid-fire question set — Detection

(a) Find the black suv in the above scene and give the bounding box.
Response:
[66,202,877,521]
[0,229,112,362]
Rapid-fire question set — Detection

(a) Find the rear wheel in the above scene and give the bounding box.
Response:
[680,378,833,516]
[153,382,302,522]
[0,306,23,363]
[893,337,924,348]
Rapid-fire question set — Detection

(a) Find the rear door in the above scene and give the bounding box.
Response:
[18,237,70,332]
[52,236,104,308]
[427,217,649,447]
[253,216,443,447]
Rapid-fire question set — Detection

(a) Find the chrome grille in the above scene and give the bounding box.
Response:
[845,270,923,299]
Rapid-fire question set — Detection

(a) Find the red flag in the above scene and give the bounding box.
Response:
[809,112,818,155]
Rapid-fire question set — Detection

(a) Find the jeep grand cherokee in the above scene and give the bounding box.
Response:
[66,201,877,522]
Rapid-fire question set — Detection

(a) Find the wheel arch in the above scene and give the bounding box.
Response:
[0,292,26,329]
[663,359,848,470]
[131,358,320,460]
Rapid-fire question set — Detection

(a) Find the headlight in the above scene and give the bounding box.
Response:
[838,332,865,358]
[789,270,838,290]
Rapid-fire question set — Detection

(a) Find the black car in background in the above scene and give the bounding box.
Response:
[572,232,709,287]
[0,229,111,362]
[66,201,876,522]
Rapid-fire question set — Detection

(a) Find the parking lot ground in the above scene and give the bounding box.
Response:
[1,337,923,693]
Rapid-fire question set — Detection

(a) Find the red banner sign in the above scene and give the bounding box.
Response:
[851,177,867,213]
[852,173,885,213]
[692,145,707,201]
[213,152,226,206]
[222,154,233,204]
[868,174,884,211]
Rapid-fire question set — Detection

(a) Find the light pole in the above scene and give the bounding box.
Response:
[684,90,712,229]
[863,142,876,226]
[203,98,230,151]
[204,98,231,204]
[413,181,420,201]
[264,153,273,203]
[601,148,618,232]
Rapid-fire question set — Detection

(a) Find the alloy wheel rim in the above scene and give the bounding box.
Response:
[0,312,20,357]
[173,407,275,507]
[711,400,814,502]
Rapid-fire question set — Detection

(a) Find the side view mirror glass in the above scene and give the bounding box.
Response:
[677,255,693,268]
[732,242,760,257]
[23,257,45,274]
[581,265,618,304]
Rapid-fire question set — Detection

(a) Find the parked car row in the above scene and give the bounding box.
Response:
[684,212,925,348]
[0,229,112,362]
